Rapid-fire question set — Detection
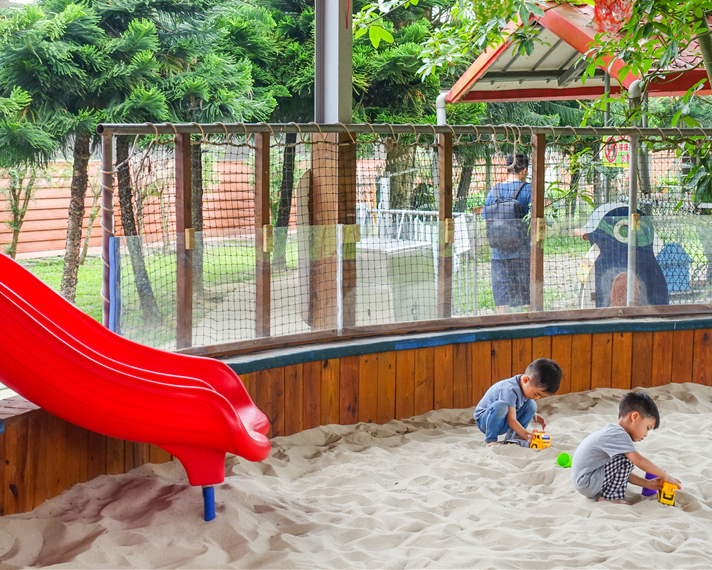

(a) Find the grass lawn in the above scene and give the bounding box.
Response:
[21,255,104,322]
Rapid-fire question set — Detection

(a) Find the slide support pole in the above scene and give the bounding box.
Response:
[203,486,216,521]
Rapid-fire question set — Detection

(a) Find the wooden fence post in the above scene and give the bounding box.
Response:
[255,132,271,337]
[531,133,546,312]
[338,132,357,329]
[310,134,339,331]
[175,133,193,349]
[438,132,453,318]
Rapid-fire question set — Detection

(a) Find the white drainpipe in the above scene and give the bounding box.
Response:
[436,90,448,125]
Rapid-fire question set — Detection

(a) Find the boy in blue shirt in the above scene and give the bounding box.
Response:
[474,358,562,447]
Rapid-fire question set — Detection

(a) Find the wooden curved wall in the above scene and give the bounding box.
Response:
[2,317,711,515]
[230,318,712,439]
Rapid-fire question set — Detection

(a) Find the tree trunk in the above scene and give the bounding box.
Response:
[159,190,170,254]
[273,132,297,272]
[593,165,602,207]
[116,136,162,325]
[454,148,476,213]
[191,141,204,295]
[485,152,492,192]
[385,137,414,212]
[698,13,712,88]
[80,186,101,264]
[568,158,580,226]
[6,165,36,260]
[60,131,91,302]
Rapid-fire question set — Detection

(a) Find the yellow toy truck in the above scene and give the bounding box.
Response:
[504,431,551,449]
[529,432,551,449]
[658,482,678,506]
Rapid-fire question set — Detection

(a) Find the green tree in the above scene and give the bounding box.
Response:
[0,4,101,271]
[95,0,269,321]
[0,1,108,300]
[356,1,712,210]
[354,12,442,211]
[168,1,276,293]
[357,1,712,119]
[0,87,55,167]
[94,13,169,325]
[94,1,214,324]
[0,87,55,258]
[220,1,313,272]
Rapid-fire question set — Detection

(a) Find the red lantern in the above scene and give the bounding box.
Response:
[593,0,633,33]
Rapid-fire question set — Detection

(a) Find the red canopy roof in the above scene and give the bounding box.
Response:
[447,2,711,104]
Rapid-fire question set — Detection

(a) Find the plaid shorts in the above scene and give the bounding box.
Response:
[601,454,634,500]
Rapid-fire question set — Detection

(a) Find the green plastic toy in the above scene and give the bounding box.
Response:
[557,452,572,468]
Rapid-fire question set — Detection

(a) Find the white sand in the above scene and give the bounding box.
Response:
[1,382,712,569]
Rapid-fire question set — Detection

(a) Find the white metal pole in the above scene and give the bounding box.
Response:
[627,133,639,306]
[314,0,353,123]
[627,81,642,306]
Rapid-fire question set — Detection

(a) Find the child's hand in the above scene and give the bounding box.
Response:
[534,414,546,430]
[646,475,682,491]
[644,477,665,491]
[663,475,682,489]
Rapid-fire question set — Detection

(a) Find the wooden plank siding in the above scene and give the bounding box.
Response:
[550,335,572,394]
[241,328,712,440]
[358,354,379,422]
[471,341,492,405]
[590,333,613,390]
[434,345,454,410]
[0,161,104,256]
[671,330,694,384]
[1,160,299,258]
[0,398,172,516]
[453,342,473,408]
[376,352,396,424]
[5,324,712,517]
[692,329,712,386]
[339,356,359,425]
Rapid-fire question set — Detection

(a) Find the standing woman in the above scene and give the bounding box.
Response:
[483,153,532,313]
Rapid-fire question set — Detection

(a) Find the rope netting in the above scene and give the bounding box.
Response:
[102,123,712,351]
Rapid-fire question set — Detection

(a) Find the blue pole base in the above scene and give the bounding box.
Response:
[203,486,216,521]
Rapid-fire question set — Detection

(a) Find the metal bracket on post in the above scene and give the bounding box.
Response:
[441,218,455,245]
[630,213,641,231]
[262,225,274,253]
[185,228,195,250]
[446,217,455,244]
[533,217,546,244]
[341,224,361,244]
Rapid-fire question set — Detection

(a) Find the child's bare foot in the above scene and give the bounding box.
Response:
[598,497,630,505]
[485,441,501,448]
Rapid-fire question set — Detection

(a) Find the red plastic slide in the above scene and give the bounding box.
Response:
[0,253,271,486]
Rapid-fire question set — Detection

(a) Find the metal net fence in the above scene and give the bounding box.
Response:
[100,123,712,352]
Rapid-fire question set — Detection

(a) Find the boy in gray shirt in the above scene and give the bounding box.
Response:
[572,391,682,504]
[474,358,562,447]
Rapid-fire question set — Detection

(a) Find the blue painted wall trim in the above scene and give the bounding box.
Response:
[222,316,712,375]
